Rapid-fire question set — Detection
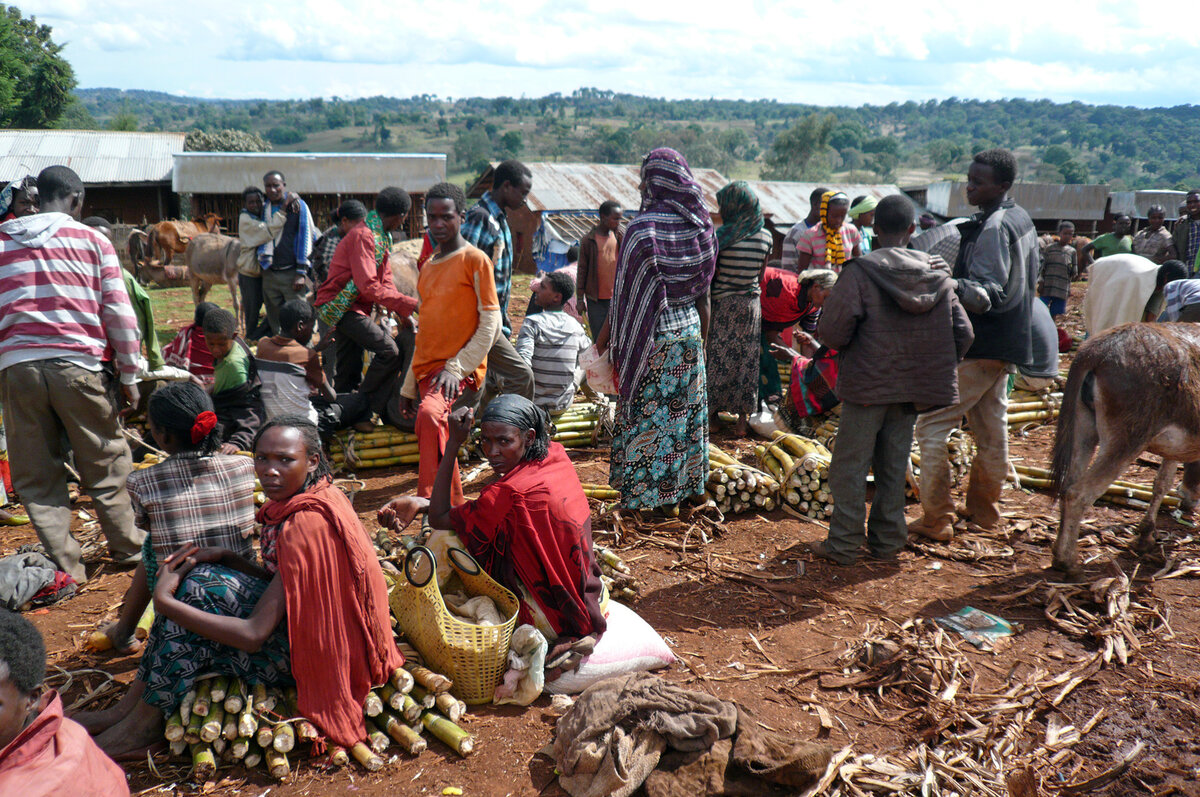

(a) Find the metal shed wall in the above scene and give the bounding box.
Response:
[744,181,904,227]
[924,181,1109,221]
[0,129,184,185]
[1109,190,1187,221]
[468,161,728,212]
[173,152,446,194]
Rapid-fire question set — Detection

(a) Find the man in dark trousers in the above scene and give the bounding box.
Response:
[811,195,973,565]
[462,159,535,409]
[910,148,1039,542]
[575,200,623,338]
[260,170,317,335]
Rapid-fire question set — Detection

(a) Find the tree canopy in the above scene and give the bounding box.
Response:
[0,5,75,128]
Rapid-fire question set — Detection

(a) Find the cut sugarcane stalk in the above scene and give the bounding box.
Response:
[422,711,474,756]
[364,690,383,717]
[238,705,257,738]
[264,746,290,779]
[221,711,239,741]
[408,684,435,708]
[209,675,229,704]
[199,705,225,743]
[435,692,465,723]
[251,682,271,712]
[379,683,406,712]
[283,690,320,742]
[179,689,195,725]
[327,745,349,767]
[190,743,216,780]
[390,666,415,694]
[184,703,203,744]
[169,738,187,757]
[368,728,390,754]
[243,740,263,769]
[134,603,155,640]
[229,736,249,759]
[400,693,423,723]
[223,679,244,714]
[164,709,185,742]
[372,711,427,755]
[350,741,384,771]
[192,679,212,717]
[404,662,451,695]
[272,720,295,753]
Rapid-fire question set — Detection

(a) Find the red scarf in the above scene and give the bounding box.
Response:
[449,443,606,641]
[256,480,403,747]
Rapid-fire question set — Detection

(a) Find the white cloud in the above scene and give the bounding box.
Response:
[16,0,1200,107]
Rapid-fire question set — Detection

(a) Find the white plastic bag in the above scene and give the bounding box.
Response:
[579,345,618,395]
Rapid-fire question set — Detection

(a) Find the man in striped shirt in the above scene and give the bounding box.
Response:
[0,166,145,583]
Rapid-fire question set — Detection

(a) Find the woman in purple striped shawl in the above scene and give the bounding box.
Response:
[595,148,717,511]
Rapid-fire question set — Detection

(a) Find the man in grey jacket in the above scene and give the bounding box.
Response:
[811,195,974,565]
[909,148,1040,541]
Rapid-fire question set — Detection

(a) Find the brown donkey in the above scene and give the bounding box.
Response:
[1050,323,1200,574]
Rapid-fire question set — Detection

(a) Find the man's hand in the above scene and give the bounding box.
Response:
[431,369,462,400]
[219,442,240,455]
[769,342,800,362]
[284,192,301,213]
[291,274,308,295]
[377,496,429,533]
[448,406,474,446]
[398,395,417,419]
[119,383,140,416]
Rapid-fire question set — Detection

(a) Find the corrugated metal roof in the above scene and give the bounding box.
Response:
[0,130,185,185]
[923,181,1110,220]
[174,152,446,194]
[542,210,631,243]
[742,181,904,227]
[1109,190,1187,220]
[468,162,728,212]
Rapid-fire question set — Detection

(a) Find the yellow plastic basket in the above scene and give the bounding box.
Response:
[389,546,519,705]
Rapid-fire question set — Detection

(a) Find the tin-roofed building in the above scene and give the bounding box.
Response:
[468,162,728,273]
[742,181,906,260]
[173,152,447,238]
[0,129,186,224]
[910,181,1110,234]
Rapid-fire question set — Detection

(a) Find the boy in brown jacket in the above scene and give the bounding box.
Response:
[811,195,974,565]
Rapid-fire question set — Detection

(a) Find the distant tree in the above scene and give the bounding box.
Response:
[55,97,96,129]
[266,126,304,145]
[762,113,836,180]
[185,129,271,152]
[500,130,523,157]
[0,5,76,128]
[454,127,491,173]
[1058,159,1088,184]
[1043,144,1072,167]
[436,117,449,136]
[107,109,138,131]
[926,138,964,170]
[717,127,758,161]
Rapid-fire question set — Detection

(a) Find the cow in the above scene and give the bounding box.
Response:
[185,233,242,328]
[390,238,420,296]
[1050,323,1200,575]
[149,213,223,265]
[126,227,152,281]
[140,263,191,288]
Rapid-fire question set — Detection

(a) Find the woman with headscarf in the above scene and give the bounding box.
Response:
[379,396,607,678]
[759,266,838,404]
[594,148,717,511]
[848,195,877,254]
[0,177,37,221]
[707,181,771,435]
[796,191,861,271]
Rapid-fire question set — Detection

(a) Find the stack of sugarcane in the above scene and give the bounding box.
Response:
[757,433,833,520]
[162,657,474,781]
[707,444,779,515]
[330,426,421,470]
[1007,390,1063,427]
[1012,462,1182,512]
[596,545,639,601]
[550,402,607,448]
[906,429,976,498]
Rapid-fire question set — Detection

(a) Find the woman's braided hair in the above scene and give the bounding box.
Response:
[148,382,220,455]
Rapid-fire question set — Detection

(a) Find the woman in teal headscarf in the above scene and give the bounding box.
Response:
[849,195,877,254]
[706,181,772,436]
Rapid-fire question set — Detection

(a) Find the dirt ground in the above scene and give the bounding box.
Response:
[17,281,1200,796]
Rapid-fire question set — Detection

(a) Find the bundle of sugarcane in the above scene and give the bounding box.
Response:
[707,444,779,515]
[595,545,639,601]
[1006,391,1063,426]
[551,402,606,448]
[758,433,832,520]
[906,430,976,498]
[329,426,470,470]
[1012,462,1183,511]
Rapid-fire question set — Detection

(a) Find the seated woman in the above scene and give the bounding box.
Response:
[75,383,257,735]
[162,302,219,385]
[759,266,838,404]
[379,395,607,679]
[90,415,402,758]
[769,340,840,434]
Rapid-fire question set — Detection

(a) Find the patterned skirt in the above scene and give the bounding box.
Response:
[610,306,709,510]
[706,293,761,415]
[138,563,292,712]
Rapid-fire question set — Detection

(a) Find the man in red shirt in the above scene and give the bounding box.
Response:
[315,190,417,419]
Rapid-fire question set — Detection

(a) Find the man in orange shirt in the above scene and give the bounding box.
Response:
[575,200,623,338]
[400,183,501,505]
[315,191,418,419]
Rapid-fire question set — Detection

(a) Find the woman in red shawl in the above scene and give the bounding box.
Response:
[380,395,607,679]
[93,414,402,758]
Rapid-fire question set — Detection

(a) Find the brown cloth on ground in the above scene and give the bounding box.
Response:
[554,673,830,797]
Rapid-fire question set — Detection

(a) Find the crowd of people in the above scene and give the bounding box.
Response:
[0,141,1189,787]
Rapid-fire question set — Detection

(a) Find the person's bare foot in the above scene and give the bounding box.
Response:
[95,698,163,757]
[74,680,145,735]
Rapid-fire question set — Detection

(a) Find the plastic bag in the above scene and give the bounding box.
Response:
[579,345,618,394]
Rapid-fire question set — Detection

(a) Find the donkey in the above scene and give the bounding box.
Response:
[1050,323,1200,575]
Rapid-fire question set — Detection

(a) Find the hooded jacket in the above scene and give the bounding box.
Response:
[0,212,140,383]
[0,691,129,797]
[818,247,974,408]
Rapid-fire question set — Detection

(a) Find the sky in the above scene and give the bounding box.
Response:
[20,0,1200,108]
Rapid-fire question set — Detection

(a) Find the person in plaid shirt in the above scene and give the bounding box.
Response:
[80,381,256,729]
[462,159,535,409]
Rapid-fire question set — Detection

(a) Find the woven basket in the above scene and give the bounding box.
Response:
[389,547,519,705]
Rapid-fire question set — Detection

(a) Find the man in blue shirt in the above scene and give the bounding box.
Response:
[461,159,535,408]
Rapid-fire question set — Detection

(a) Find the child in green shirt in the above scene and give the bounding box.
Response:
[201,308,265,453]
